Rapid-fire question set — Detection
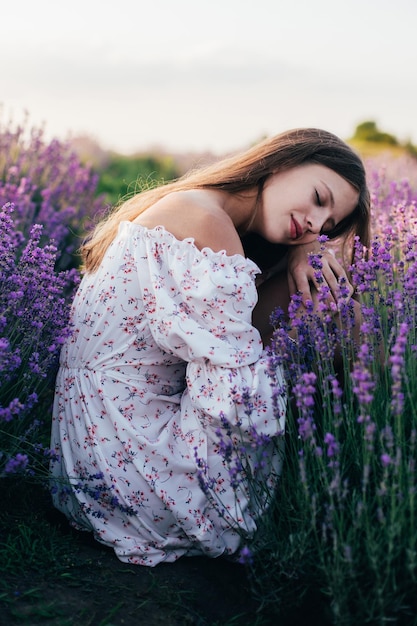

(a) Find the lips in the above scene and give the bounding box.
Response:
[291,216,302,240]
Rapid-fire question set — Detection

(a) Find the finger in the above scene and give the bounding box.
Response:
[322,258,354,299]
[320,273,339,303]
[287,273,297,296]
[288,272,312,301]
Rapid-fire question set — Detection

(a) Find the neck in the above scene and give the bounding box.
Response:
[217,188,259,233]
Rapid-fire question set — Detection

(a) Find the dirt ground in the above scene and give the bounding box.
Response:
[0,481,271,626]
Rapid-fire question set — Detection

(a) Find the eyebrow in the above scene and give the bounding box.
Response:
[321,180,335,208]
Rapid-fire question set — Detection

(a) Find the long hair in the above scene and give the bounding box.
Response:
[81,128,370,272]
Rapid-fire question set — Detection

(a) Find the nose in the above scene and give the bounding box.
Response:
[307,212,322,234]
[307,208,329,234]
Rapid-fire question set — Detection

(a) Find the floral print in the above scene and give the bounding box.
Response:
[51,223,286,566]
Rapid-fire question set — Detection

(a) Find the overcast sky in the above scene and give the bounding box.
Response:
[2,0,416,155]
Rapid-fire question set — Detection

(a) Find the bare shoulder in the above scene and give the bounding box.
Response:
[188,199,244,256]
[134,190,244,257]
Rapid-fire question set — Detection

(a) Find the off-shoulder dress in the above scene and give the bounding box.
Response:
[50,222,286,566]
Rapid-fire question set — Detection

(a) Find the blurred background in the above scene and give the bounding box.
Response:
[2,0,417,202]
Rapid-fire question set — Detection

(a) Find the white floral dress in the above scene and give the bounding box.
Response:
[51,223,286,566]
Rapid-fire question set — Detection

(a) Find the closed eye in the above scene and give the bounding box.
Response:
[315,189,322,206]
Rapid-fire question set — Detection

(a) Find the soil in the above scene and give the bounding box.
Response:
[0,481,269,626]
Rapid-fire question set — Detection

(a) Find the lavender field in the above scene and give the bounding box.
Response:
[1,118,417,625]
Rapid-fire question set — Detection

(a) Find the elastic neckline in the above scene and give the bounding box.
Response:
[120,221,261,275]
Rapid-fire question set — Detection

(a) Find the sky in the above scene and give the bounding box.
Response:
[2,0,417,156]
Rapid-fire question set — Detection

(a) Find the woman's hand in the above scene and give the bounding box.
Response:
[286,240,354,304]
[252,239,354,346]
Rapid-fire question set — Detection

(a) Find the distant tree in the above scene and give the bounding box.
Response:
[404,140,417,159]
[96,153,180,206]
[352,121,398,145]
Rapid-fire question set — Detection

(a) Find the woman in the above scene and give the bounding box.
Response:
[51,128,370,566]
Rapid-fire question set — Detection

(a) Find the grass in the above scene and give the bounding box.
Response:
[0,479,273,626]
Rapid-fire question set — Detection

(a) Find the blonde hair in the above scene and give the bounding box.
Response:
[81,128,370,272]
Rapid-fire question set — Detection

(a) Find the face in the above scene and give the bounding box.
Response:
[255,163,359,246]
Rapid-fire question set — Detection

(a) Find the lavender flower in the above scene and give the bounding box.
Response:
[351,361,375,421]
[293,372,317,443]
[0,117,108,270]
[389,322,408,416]
[0,202,78,477]
[238,545,254,566]
[0,117,110,478]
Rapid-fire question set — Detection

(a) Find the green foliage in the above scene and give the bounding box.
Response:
[352,120,398,145]
[404,141,417,159]
[96,153,179,206]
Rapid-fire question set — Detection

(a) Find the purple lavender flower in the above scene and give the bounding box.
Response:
[324,432,340,459]
[238,545,254,566]
[389,322,408,416]
[0,118,108,271]
[4,453,29,475]
[0,203,79,477]
[293,372,318,443]
[351,362,375,407]
[330,376,343,415]
[380,453,392,468]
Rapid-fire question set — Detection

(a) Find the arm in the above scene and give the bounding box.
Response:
[252,267,289,344]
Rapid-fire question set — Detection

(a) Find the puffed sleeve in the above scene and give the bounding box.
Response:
[133,225,286,438]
